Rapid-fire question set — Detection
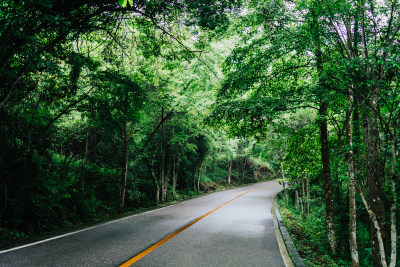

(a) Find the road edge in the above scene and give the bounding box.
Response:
[272,194,306,267]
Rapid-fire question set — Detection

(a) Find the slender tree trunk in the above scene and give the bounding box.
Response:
[242,159,246,181]
[162,165,170,203]
[301,177,306,218]
[319,101,337,254]
[119,121,128,214]
[145,157,159,203]
[236,158,239,181]
[356,184,388,267]
[389,132,397,267]
[295,189,299,211]
[84,127,90,160]
[228,158,232,185]
[254,166,259,181]
[281,164,288,206]
[161,158,170,203]
[362,92,386,267]
[193,167,196,192]
[82,127,90,193]
[160,107,166,203]
[211,155,215,173]
[313,10,337,252]
[172,156,179,195]
[353,98,361,155]
[197,160,204,193]
[1,177,7,209]
[160,157,165,202]
[346,90,359,266]
[299,181,304,219]
[306,173,310,216]
[161,141,170,203]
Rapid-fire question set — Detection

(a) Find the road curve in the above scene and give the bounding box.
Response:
[0,181,284,266]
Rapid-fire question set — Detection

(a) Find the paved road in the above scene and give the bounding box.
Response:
[0,181,284,266]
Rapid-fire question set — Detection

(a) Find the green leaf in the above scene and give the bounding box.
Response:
[118,0,128,7]
[128,0,133,7]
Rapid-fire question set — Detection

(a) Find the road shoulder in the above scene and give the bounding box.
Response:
[272,194,306,267]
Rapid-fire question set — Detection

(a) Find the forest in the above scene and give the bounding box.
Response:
[0,0,399,266]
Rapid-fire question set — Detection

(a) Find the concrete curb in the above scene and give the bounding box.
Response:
[273,194,306,267]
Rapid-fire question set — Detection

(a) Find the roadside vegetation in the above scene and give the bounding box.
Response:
[277,193,348,266]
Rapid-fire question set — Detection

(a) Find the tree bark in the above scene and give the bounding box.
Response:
[313,14,337,251]
[295,189,299,211]
[193,167,197,192]
[161,143,170,203]
[306,173,310,216]
[145,157,159,203]
[172,156,179,195]
[356,184,388,267]
[236,158,239,181]
[301,177,306,218]
[242,159,246,181]
[228,158,232,185]
[197,160,204,193]
[389,132,397,267]
[119,121,128,214]
[281,164,288,206]
[311,6,337,253]
[82,126,90,193]
[346,89,359,266]
[319,101,337,254]
[362,92,386,267]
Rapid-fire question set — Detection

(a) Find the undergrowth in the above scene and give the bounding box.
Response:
[276,193,351,267]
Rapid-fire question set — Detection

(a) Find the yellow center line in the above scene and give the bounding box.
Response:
[119,184,275,267]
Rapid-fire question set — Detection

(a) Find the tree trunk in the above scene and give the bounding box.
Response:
[162,166,169,203]
[197,160,204,193]
[82,126,90,193]
[306,173,310,216]
[211,155,215,173]
[346,90,359,266]
[356,184,388,267]
[299,195,304,215]
[389,132,397,267]
[228,158,232,185]
[281,164,288,206]
[319,101,337,254]
[119,121,128,214]
[236,158,239,181]
[160,158,165,202]
[353,98,361,155]
[160,163,167,203]
[84,127,90,160]
[362,92,386,267]
[145,157,159,203]
[242,158,246,181]
[172,156,179,195]
[193,167,196,192]
[295,189,299,211]
[254,166,259,181]
[161,142,170,203]
[313,9,337,253]
[301,177,306,218]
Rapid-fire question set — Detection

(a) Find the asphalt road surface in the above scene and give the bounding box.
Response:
[0,181,284,266]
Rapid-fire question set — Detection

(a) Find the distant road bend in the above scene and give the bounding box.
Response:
[0,181,285,266]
